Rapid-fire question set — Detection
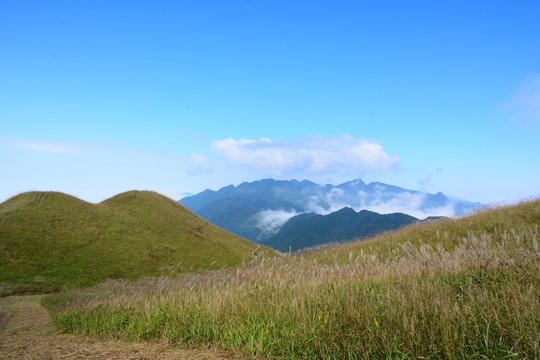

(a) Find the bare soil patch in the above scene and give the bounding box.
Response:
[0,296,246,360]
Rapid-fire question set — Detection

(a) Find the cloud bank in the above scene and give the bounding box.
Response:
[305,187,457,219]
[353,192,457,219]
[211,135,400,176]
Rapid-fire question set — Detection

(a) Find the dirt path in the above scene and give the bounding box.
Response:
[0,296,247,360]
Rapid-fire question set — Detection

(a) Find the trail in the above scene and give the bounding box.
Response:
[0,296,246,360]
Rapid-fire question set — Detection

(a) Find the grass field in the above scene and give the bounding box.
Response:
[44,199,540,359]
[0,191,272,296]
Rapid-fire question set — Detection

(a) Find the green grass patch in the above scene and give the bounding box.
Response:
[1,191,273,296]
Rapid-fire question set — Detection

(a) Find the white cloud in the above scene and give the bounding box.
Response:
[341,192,455,219]
[307,187,457,219]
[249,209,300,239]
[211,135,400,176]
[504,71,540,124]
[321,188,351,214]
[304,195,329,214]
[1,138,84,154]
[188,153,213,174]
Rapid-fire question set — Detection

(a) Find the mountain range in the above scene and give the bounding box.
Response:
[180,178,483,248]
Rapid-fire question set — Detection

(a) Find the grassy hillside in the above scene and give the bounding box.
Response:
[0,191,270,296]
[44,198,539,359]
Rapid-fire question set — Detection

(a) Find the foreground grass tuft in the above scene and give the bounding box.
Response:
[45,200,540,359]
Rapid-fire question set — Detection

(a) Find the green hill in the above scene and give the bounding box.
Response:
[0,191,271,296]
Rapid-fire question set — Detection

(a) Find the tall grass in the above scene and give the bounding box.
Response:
[44,201,540,359]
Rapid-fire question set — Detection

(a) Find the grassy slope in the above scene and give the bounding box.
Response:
[45,199,540,359]
[0,191,270,296]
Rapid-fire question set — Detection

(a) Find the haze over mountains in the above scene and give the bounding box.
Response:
[180,178,483,247]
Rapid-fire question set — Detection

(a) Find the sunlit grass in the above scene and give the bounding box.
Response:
[44,199,540,359]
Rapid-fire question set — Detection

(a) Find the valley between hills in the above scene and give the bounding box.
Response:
[1,183,539,359]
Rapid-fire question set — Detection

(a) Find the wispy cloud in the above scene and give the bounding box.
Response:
[249,209,300,240]
[417,169,443,192]
[211,135,400,176]
[1,138,85,154]
[504,71,540,125]
[353,192,456,219]
[188,153,214,174]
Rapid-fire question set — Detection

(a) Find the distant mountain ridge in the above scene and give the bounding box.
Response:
[179,178,483,248]
[263,207,419,252]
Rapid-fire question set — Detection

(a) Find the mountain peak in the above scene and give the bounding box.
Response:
[335,206,357,214]
[337,178,366,187]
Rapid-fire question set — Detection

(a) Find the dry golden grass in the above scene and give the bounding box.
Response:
[45,199,540,359]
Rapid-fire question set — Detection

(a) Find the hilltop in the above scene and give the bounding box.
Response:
[0,191,270,296]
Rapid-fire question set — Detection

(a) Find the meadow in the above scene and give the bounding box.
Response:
[44,199,540,359]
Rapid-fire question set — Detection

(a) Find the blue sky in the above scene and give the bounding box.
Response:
[1,0,539,205]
